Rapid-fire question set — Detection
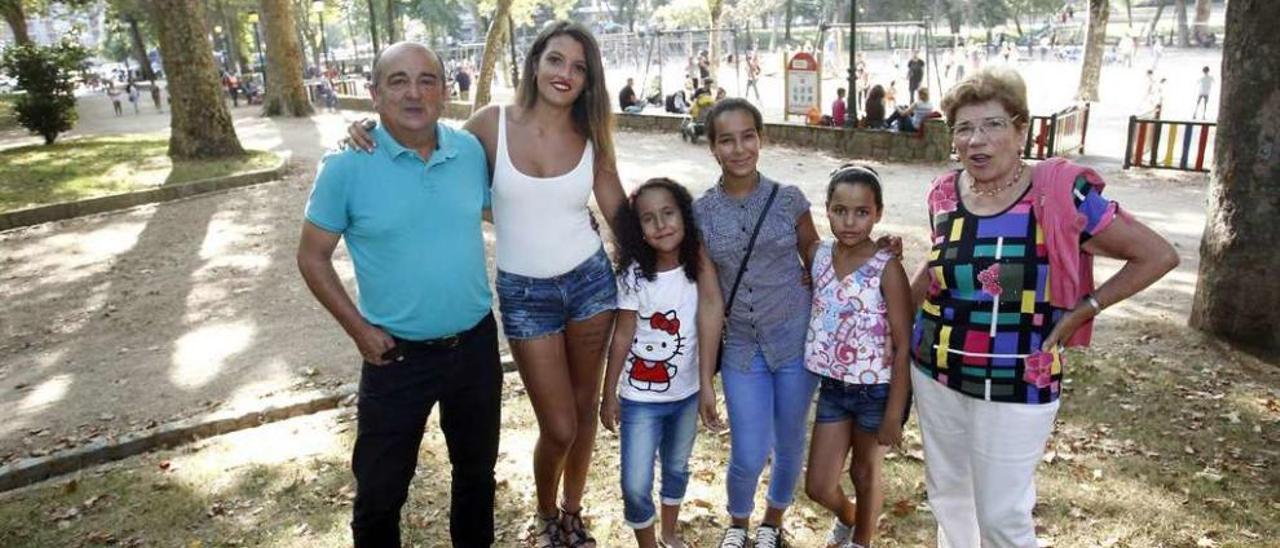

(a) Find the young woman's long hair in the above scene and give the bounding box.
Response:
[516,21,617,169]
[613,178,702,293]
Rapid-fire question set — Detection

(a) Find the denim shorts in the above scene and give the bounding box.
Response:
[495,247,618,340]
[815,378,890,432]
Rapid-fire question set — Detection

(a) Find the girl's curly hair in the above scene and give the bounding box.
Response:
[613,178,701,293]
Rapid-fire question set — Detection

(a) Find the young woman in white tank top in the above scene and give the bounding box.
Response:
[466,24,627,548]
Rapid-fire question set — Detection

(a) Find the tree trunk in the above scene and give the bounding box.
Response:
[258,0,314,116]
[215,0,241,74]
[784,0,793,43]
[1193,0,1211,44]
[384,0,396,43]
[473,0,512,109]
[1077,0,1110,100]
[125,16,158,82]
[946,0,962,35]
[0,0,31,46]
[148,0,244,159]
[1176,0,1190,47]
[1189,0,1280,353]
[1147,0,1167,40]
[1076,0,1108,101]
[365,0,380,54]
[708,0,723,76]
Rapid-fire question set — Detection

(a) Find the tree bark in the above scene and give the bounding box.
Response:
[708,0,723,77]
[1193,0,1211,44]
[365,0,380,54]
[216,0,243,74]
[148,0,245,159]
[784,0,793,43]
[258,0,314,116]
[1077,0,1109,101]
[1147,0,1167,41]
[473,0,513,109]
[0,0,31,46]
[1176,0,1190,47]
[1190,0,1280,353]
[125,15,158,82]
[383,0,396,43]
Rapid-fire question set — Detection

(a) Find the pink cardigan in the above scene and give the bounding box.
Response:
[925,158,1126,347]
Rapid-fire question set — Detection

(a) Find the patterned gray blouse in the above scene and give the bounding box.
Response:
[694,175,812,372]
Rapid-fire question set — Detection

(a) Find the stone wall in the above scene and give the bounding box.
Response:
[334,96,951,163]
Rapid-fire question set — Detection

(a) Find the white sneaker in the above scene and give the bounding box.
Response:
[754,524,785,548]
[824,518,853,548]
[718,526,748,548]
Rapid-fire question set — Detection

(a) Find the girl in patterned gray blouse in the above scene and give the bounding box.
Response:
[693,98,823,548]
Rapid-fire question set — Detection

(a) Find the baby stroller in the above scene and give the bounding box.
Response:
[680,89,716,143]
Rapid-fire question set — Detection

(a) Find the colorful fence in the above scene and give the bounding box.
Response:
[1124,106,1215,172]
[334,79,366,97]
[1022,103,1090,160]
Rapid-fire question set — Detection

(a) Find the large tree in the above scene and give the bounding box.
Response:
[1189,0,1280,352]
[0,0,31,45]
[1175,0,1190,47]
[1076,0,1108,101]
[149,0,244,158]
[258,0,314,116]
[473,0,512,109]
[1192,0,1211,45]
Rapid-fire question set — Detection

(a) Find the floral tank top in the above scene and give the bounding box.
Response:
[805,242,895,385]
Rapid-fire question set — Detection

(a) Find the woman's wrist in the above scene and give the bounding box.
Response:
[1079,293,1104,316]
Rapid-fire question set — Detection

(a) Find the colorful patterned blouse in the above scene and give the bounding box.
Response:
[911,174,1115,404]
[805,243,896,385]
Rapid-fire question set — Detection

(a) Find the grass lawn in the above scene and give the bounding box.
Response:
[0,135,279,213]
[0,326,1275,547]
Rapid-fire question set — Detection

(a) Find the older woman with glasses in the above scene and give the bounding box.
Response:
[907,67,1179,547]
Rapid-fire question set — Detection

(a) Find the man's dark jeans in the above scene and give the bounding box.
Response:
[350,313,502,548]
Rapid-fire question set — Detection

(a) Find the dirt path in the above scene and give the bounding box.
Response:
[0,91,1220,465]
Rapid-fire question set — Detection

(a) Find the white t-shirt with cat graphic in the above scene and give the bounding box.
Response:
[616,265,701,403]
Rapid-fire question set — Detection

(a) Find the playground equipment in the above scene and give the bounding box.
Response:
[817,20,943,122]
[1124,105,1215,172]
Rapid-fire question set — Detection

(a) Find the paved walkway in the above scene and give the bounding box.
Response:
[0,91,1208,465]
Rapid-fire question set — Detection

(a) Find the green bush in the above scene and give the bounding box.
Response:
[0,41,88,144]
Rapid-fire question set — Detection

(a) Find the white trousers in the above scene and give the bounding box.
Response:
[912,367,1059,548]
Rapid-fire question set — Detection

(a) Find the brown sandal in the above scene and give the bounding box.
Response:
[530,512,567,548]
[559,506,596,547]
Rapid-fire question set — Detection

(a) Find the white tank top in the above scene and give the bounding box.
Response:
[492,106,601,278]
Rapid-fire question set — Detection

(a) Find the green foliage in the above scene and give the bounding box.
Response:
[973,0,1012,29]
[0,40,88,145]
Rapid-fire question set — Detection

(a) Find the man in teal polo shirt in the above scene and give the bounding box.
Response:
[296,42,499,548]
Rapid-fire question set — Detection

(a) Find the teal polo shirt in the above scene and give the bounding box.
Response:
[305,123,492,340]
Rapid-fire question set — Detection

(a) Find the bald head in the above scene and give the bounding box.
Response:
[371,42,444,90]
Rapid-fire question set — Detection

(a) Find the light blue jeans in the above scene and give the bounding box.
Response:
[620,394,700,528]
[722,348,818,519]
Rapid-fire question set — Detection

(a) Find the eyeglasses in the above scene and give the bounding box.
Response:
[951,116,1018,141]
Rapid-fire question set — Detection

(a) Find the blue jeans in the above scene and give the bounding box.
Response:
[495,247,617,340]
[815,379,890,432]
[722,348,818,519]
[620,394,700,529]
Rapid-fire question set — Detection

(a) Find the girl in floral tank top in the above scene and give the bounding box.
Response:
[802,165,913,548]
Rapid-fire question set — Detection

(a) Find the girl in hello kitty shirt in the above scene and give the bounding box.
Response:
[601,178,724,548]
